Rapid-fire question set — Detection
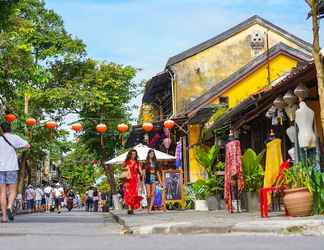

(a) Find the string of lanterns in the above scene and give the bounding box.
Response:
[3,113,176,144]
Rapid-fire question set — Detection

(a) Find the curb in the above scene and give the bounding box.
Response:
[110,211,324,235]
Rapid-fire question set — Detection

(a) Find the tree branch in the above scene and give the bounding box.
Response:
[305,0,311,6]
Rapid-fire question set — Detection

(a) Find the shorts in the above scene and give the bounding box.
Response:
[35,200,42,206]
[0,171,18,184]
[27,199,34,209]
[41,198,46,205]
[145,174,158,185]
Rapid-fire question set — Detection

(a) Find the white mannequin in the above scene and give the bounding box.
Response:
[286,126,296,160]
[295,101,316,148]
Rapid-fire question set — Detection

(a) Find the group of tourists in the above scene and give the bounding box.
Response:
[122,149,164,215]
[22,184,81,213]
[84,187,110,212]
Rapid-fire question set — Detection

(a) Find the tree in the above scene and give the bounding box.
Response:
[305,0,324,136]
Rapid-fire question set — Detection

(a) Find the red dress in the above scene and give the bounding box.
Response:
[123,160,143,209]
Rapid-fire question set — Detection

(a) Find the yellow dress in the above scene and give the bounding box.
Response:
[264,138,283,204]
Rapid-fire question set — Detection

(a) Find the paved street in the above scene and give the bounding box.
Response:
[0,210,323,250]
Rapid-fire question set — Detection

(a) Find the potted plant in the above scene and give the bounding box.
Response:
[192,179,209,211]
[283,162,313,217]
[195,145,225,210]
[241,148,264,212]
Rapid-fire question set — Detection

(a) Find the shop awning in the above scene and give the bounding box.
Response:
[105,144,175,165]
[209,62,316,134]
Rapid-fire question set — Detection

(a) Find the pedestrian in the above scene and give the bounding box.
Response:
[86,187,94,212]
[44,184,52,211]
[93,188,99,212]
[122,149,143,215]
[0,122,30,222]
[25,184,35,214]
[54,183,64,214]
[144,150,163,213]
[35,185,44,212]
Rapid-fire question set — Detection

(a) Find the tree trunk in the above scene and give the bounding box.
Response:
[104,163,117,195]
[17,155,28,193]
[309,0,324,137]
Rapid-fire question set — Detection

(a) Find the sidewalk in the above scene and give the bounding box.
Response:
[110,210,324,235]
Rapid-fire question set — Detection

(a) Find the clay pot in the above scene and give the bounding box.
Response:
[283,187,313,217]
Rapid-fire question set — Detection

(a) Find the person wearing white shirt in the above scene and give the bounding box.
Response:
[0,122,30,223]
[44,185,52,211]
[35,186,44,212]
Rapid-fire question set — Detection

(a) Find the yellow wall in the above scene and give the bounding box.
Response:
[188,54,299,182]
[188,124,205,182]
[213,54,298,108]
[171,23,310,114]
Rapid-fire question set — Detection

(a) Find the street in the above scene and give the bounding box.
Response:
[0,211,323,250]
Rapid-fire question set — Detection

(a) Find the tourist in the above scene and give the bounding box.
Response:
[86,187,94,212]
[35,185,44,212]
[122,149,143,215]
[54,183,64,214]
[93,188,99,212]
[25,185,36,214]
[44,184,52,211]
[144,149,163,213]
[0,122,30,222]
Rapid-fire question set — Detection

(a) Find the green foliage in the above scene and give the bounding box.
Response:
[242,148,264,192]
[191,180,209,200]
[309,167,324,214]
[194,144,224,196]
[284,162,313,192]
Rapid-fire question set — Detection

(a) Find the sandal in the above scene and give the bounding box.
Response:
[7,208,14,221]
[1,220,8,223]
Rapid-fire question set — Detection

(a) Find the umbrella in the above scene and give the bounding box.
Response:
[105,144,176,165]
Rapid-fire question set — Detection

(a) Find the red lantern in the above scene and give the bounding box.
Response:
[96,123,107,134]
[142,122,153,132]
[26,118,37,127]
[164,119,175,129]
[46,121,57,129]
[71,123,82,133]
[117,123,128,133]
[5,114,16,123]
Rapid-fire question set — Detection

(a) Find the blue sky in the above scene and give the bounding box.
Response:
[45,0,319,119]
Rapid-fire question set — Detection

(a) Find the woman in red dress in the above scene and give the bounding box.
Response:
[123,149,143,214]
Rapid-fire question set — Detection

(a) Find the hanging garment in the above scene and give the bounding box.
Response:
[264,138,283,205]
[175,141,182,169]
[224,140,244,213]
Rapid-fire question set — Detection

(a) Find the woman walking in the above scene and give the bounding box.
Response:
[0,122,30,222]
[123,149,142,215]
[144,150,163,213]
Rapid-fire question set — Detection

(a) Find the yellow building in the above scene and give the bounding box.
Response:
[164,15,312,182]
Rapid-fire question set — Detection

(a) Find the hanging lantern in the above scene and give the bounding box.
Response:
[164,119,175,129]
[71,123,82,133]
[96,123,107,133]
[283,90,297,106]
[142,122,153,132]
[294,83,308,100]
[46,121,57,129]
[5,114,16,123]
[26,118,37,127]
[273,96,286,109]
[117,123,128,133]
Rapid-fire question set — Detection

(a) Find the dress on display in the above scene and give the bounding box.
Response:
[264,138,283,205]
[123,160,143,209]
[224,140,244,213]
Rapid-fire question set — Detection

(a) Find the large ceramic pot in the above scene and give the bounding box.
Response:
[194,200,208,211]
[283,187,313,217]
[207,193,223,210]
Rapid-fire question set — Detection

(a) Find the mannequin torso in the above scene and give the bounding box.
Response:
[295,101,316,148]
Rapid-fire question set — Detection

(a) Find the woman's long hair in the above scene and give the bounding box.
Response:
[145,149,157,165]
[125,149,138,162]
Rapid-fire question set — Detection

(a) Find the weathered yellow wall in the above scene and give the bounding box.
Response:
[188,124,205,182]
[212,54,299,108]
[171,23,310,114]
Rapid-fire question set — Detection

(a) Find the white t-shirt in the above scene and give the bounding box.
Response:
[25,188,35,201]
[0,133,29,171]
[87,190,94,198]
[44,186,52,195]
[35,188,44,201]
[54,187,64,198]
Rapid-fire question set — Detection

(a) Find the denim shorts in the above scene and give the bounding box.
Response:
[0,171,18,184]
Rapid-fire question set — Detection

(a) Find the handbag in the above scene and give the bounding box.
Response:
[120,167,131,180]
